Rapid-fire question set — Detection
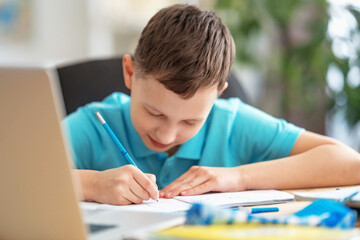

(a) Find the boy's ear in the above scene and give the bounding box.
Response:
[220,81,228,94]
[123,54,135,89]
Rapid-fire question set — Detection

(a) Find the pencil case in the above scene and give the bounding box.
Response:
[185,199,357,229]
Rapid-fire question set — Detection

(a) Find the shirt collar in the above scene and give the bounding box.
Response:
[124,101,207,160]
[173,121,207,160]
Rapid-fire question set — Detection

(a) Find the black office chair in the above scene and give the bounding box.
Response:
[57,56,249,116]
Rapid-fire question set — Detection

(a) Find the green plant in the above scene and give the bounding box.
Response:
[328,5,360,128]
[214,0,360,136]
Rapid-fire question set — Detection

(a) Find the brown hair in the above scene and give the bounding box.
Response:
[134,4,235,99]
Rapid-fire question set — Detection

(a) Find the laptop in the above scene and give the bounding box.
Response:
[0,66,184,240]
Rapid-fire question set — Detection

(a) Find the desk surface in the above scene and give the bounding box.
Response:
[153,186,360,240]
[138,186,360,239]
[242,185,360,224]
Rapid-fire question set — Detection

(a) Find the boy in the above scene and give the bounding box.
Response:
[64,4,360,205]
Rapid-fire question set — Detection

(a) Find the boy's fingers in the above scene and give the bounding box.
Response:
[133,169,159,200]
[180,180,214,196]
[161,178,199,198]
[160,180,184,198]
[129,180,151,201]
[115,196,132,206]
[161,169,196,195]
[125,189,144,204]
[165,174,208,198]
[145,173,157,187]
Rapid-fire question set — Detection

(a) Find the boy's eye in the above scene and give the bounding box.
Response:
[147,109,162,117]
[184,120,196,126]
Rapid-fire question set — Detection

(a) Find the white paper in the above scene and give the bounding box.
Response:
[294,188,360,202]
[174,190,294,207]
[80,190,294,213]
[80,198,191,213]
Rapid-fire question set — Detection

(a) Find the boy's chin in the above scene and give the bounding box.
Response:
[147,145,172,153]
[145,141,179,155]
[143,140,171,152]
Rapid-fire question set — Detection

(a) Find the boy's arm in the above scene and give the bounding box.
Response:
[239,131,360,190]
[160,131,360,198]
[76,169,99,201]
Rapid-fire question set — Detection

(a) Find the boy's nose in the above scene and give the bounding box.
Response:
[156,125,177,145]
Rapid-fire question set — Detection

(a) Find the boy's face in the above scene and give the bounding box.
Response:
[123,56,220,154]
[131,75,218,154]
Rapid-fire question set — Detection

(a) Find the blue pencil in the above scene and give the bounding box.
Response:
[231,207,279,214]
[342,190,360,204]
[95,112,137,167]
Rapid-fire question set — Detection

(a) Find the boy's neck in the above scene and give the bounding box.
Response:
[166,145,180,157]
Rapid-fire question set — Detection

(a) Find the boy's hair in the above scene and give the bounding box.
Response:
[134,4,235,99]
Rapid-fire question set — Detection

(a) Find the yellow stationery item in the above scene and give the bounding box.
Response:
[153,223,360,240]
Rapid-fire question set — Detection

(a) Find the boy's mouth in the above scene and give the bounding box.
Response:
[148,135,171,149]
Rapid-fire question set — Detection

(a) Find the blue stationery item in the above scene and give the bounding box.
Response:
[186,199,357,229]
[293,199,357,229]
[231,207,279,214]
[251,207,279,214]
[95,112,137,167]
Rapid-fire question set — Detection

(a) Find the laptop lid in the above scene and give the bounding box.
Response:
[0,66,87,239]
[0,65,185,240]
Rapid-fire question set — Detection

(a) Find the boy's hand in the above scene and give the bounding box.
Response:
[159,166,244,198]
[91,165,158,205]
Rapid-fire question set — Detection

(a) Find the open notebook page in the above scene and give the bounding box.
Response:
[294,187,360,202]
[80,190,294,213]
[174,190,294,208]
[80,198,191,213]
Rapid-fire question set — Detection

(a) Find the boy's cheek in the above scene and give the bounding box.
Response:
[132,110,151,129]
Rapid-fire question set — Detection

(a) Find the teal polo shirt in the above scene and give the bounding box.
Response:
[63,92,304,189]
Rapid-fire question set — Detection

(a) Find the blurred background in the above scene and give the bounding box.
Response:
[0,0,359,150]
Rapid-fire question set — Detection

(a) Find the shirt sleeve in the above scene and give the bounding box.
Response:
[62,107,98,169]
[231,101,305,163]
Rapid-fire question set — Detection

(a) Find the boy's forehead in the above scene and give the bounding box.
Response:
[136,76,218,117]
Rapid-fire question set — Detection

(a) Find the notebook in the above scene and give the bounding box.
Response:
[294,187,360,208]
[82,189,295,213]
[0,65,184,240]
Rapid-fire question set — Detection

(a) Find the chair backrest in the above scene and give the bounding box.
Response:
[57,56,249,115]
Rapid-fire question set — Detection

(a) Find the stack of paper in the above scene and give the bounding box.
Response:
[174,190,294,208]
[293,187,360,208]
[81,190,294,213]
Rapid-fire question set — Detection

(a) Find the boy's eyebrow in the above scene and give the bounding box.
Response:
[144,103,203,122]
